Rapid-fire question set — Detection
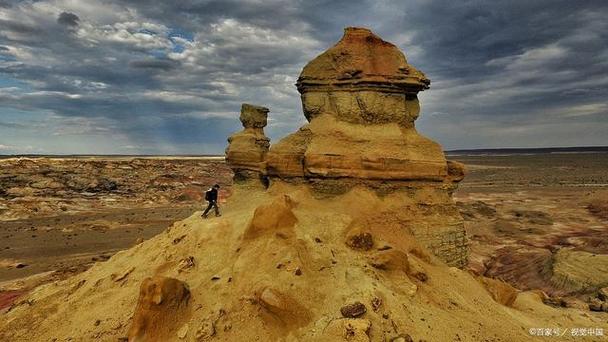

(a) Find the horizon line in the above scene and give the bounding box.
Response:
[1,145,608,157]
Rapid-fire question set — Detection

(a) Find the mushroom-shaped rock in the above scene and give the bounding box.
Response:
[225,103,271,186]
[266,27,454,183]
[297,27,429,123]
[128,276,191,342]
[240,103,269,128]
[298,27,429,91]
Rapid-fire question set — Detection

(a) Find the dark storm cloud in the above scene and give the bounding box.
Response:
[124,0,308,31]
[57,11,79,27]
[0,0,607,154]
[129,59,179,71]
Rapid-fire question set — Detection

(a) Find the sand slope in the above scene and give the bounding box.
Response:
[1,183,606,341]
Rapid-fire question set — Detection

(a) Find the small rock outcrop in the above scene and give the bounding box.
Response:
[549,249,608,292]
[128,276,191,342]
[325,318,372,341]
[243,194,298,240]
[340,301,367,318]
[258,287,312,328]
[225,103,271,186]
[477,276,519,307]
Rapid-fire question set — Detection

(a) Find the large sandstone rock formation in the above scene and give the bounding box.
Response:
[267,27,438,181]
[230,27,468,267]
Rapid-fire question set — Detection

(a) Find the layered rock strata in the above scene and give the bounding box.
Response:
[266,27,449,184]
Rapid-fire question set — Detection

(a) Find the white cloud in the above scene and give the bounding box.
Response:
[76,21,172,50]
[167,18,319,69]
[486,44,568,71]
[558,103,608,118]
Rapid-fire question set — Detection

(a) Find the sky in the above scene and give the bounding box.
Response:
[0,0,607,155]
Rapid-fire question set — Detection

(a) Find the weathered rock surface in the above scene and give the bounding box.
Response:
[243,194,297,240]
[550,249,608,292]
[325,318,372,341]
[477,276,519,307]
[1,185,607,341]
[128,276,191,342]
[225,104,270,186]
[266,27,452,183]
[258,287,311,328]
[227,27,468,267]
[367,249,410,273]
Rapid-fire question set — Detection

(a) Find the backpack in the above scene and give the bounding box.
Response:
[205,189,212,201]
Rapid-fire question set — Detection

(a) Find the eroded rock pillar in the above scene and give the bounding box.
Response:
[225,103,271,187]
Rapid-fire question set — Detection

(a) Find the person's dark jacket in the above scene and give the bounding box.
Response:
[206,188,218,202]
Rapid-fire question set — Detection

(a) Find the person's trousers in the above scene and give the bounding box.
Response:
[203,201,220,217]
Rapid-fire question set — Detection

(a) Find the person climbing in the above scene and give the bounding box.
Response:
[202,184,221,218]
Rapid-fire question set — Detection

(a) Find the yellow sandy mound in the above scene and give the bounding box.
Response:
[1,184,606,341]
